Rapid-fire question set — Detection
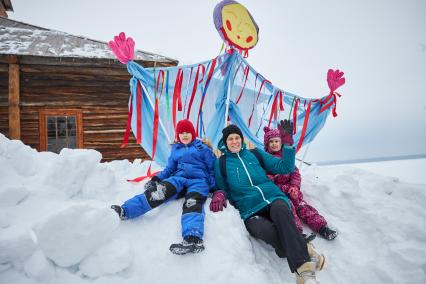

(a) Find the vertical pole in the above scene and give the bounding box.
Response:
[9,63,20,139]
[224,53,234,128]
[298,142,311,170]
[224,78,231,128]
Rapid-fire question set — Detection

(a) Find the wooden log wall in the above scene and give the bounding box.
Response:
[0,63,8,136]
[19,63,149,162]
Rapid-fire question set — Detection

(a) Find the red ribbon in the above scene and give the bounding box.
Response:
[292,98,299,134]
[172,69,184,128]
[279,91,284,112]
[152,97,159,160]
[127,164,160,182]
[196,58,217,134]
[232,61,243,81]
[296,101,312,153]
[186,64,205,119]
[235,65,250,105]
[248,78,271,127]
[136,81,142,144]
[319,91,341,117]
[127,87,160,183]
[267,90,285,128]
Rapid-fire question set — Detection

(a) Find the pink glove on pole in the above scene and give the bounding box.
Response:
[210,190,227,212]
[327,69,345,93]
[108,32,135,64]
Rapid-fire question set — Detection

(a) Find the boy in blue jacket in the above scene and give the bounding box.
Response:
[111,119,216,255]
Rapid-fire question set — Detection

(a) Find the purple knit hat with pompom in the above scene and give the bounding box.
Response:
[263,126,280,151]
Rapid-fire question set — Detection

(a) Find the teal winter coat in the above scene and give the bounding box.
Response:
[214,139,296,220]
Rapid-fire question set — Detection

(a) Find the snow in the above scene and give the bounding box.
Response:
[0,132,425,283]
[33,204,119,267]
[349,158,426,185]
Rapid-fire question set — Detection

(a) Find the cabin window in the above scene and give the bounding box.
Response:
[39,109,83,153]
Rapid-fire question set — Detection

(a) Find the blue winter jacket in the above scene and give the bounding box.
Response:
[214,139,295,220]
[156,139,216,188]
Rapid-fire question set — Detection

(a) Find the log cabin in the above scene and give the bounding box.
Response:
[0,16,178,162]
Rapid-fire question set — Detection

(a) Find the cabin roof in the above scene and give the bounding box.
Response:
[0,17,178,64]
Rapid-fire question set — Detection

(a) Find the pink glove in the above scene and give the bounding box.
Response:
[210,190,227,212]
[108,32,135,64]
[327,69,345,93]
[287,185,299,200]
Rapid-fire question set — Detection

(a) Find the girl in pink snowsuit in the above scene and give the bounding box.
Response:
[264,125,338,240]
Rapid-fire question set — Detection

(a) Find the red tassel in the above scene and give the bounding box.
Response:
[293,98,299,134]
[296,101,312,153]
[197,58,217,134]
[172,69,183,128]
[279,91,284,111]
[127,164,160,182]
[249,78,271,127]
[235,65,250,104]
[267,91,279,128]
[152,97,159,160]
[186,64,205,119]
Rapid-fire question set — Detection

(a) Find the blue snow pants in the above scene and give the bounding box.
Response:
[121,176,209,239]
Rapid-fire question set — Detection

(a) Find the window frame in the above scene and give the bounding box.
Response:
[39,109,83,152]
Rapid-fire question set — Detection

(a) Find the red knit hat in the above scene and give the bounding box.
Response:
[176,119,196,143]
[263,126,281,150]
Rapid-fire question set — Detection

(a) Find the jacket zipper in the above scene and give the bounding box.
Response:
[236,152,270,204]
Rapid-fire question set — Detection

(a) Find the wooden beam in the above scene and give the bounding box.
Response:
[0,2,7,18]
[8,63,20,139]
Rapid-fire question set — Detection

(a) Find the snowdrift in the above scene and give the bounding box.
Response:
[0,133,425,283]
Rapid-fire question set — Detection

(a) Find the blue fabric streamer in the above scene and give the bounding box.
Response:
[125,52,335,166]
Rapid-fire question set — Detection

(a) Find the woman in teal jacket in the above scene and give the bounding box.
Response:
[209,123,325,284]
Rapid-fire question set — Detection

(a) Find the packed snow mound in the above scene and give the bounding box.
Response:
[0,133,425,284]
[0,227,37,266]
[79,239,133,278]
[33,204,120,267]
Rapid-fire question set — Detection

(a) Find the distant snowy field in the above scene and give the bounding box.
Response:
[1,133,425,284]
[348,159,426,185]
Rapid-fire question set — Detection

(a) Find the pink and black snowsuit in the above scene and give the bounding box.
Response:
[263,126,327,233]
[267,151,327,233]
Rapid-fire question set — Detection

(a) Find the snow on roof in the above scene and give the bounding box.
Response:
[0,17,176,63]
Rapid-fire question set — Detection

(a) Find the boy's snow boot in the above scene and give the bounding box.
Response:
[296,262,319,284]
[169,236,205,255]
[319,226,338,240]
[302,232,316,243]
[307,243,325,271]
[111,205,126,220]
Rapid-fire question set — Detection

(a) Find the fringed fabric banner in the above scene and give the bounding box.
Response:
[120,51,343,167]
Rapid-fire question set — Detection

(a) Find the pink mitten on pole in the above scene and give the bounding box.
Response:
[108,32,135,64]
[327,69,345,93]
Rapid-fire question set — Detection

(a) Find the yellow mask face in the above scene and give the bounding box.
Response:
[221,3,258,50]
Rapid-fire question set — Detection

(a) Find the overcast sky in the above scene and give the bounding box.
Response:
[7,0,426,162]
